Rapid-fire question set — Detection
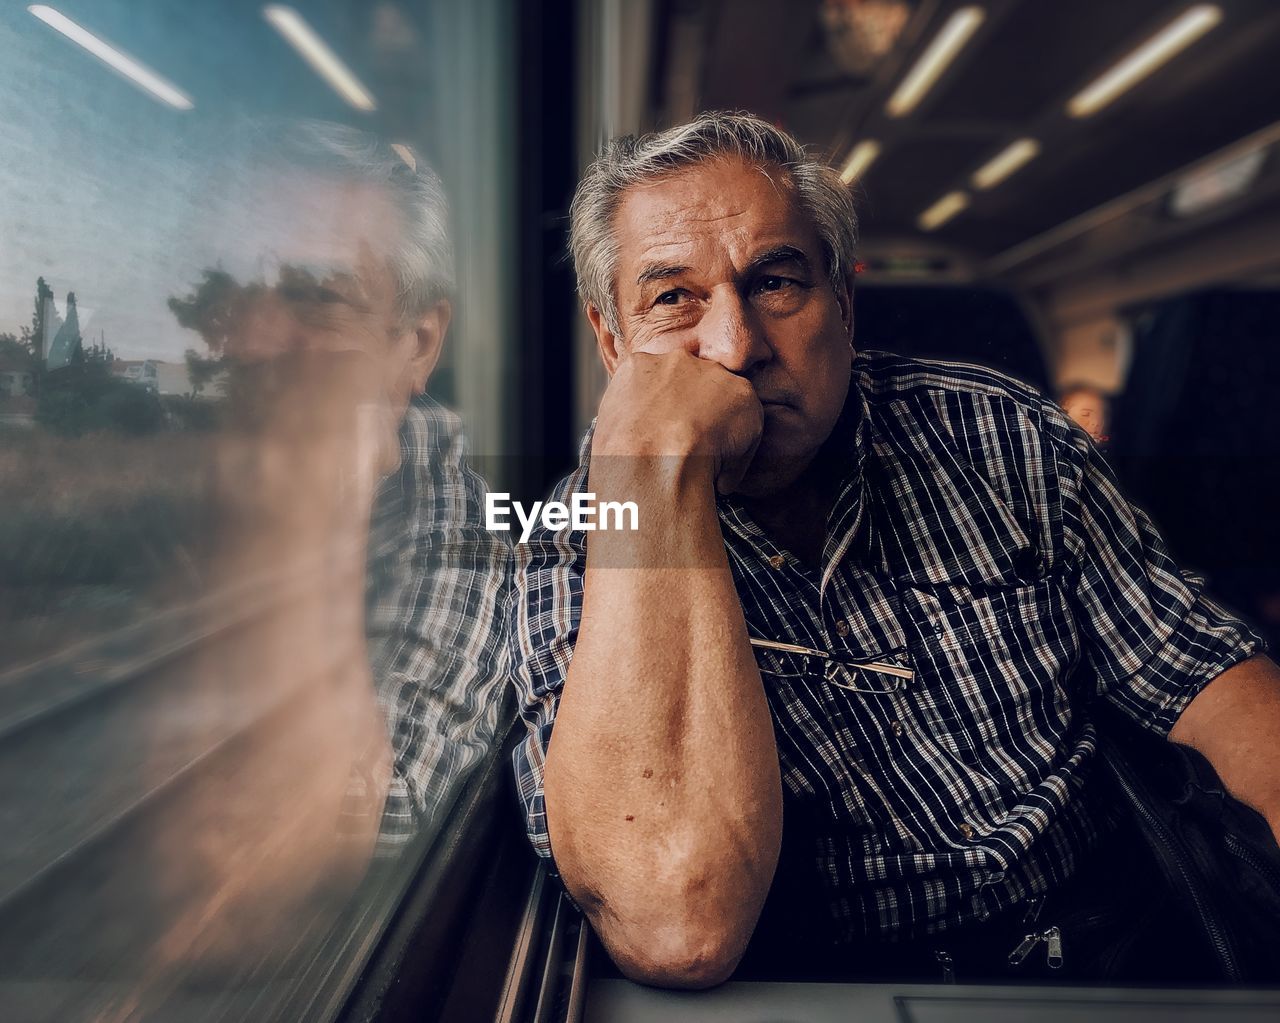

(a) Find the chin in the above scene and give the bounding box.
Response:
[733,441,813,499]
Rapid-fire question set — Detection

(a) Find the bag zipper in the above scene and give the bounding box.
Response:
[1044,925,1064,969]
[1007,931,1043,967]
[1109,752,1241,981]
[1224,832,1280,893]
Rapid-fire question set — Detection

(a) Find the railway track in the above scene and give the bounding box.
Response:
[0,546,379,1022]
[0,683,371,1022]
[0,559,332,742]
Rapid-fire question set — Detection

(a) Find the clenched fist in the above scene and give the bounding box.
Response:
[593,351,764,495]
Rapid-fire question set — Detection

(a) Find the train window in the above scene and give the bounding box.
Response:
[6,1,1280,1021]
[0,2,522,1019]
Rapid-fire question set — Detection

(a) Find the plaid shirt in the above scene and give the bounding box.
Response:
[363,394,512,849]
[510,351,1265,941]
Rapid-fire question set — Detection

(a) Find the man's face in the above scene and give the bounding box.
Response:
[238,178,420,392]
[602,156,854,497]
[229,177,447,470]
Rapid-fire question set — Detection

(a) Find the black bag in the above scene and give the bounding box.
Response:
[1096,708,1280,983]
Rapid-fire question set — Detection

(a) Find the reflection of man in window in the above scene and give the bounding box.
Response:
[509,113,1277,989]
[150,122,510,972]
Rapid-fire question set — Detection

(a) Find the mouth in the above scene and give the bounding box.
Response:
[760,398,798,418]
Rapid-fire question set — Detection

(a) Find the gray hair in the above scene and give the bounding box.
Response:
[265,120,455,323]
[217,120,458,327]
[569,111,858,335]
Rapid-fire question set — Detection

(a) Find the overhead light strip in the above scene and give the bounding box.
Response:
[1067,5,1223,119]
[885,6,986,118]
[984,118,1280,278]
[840,140,882,184]
[918,191,969,231]
[390,143,418,171]
[27,5,194,110]
[263,4,377,112]
[972,138,1041,190]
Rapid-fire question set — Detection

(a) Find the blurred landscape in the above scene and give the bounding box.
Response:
[0,273,226,673]
[0,428,214,672]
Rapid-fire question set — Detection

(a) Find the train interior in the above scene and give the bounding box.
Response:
[1,1,1279,1020]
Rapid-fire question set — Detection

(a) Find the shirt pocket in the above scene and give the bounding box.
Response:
[907,575,1080,774]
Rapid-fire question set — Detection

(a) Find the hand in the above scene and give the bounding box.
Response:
[594,351,764,494]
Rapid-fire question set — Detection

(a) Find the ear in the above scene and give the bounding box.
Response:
[406,299,451,394]
[586,303,624,376]
[836,274,855,344]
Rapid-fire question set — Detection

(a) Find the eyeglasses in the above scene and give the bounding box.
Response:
[749,636,914,696]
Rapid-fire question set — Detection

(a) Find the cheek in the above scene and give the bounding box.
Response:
[626,321,693,356]
[789,329,853,400]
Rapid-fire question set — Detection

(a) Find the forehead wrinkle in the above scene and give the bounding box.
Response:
[612,158,816,302]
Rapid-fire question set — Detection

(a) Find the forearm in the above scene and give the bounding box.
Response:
[543,456,782,986]
[1169,654,1280,838]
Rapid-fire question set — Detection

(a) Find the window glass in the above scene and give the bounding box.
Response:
[0,2,516,1018]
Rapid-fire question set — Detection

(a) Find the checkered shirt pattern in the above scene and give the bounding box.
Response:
[364,394,512,849]
[509,351,1265,941]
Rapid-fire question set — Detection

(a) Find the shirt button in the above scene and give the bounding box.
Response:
[768,554,785,570]
[959,822,976,840]
[835,620,850,637]
[890,720,904,737]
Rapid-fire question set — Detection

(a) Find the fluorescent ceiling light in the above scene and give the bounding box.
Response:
[1171,145,1268,217]
[1067,5,1222,119]
[840,140,882,183]
[28,5,193,110]
[917,190,969,231]
[390,143,417,171]
[885,6,985,118]
[264,5,377,112]
[971,138,1041,190]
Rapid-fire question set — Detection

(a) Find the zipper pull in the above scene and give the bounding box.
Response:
[934,950,956,983]
[1007,932,1043,967]
[1021,895,1045,927]
[1045,926,1064,969]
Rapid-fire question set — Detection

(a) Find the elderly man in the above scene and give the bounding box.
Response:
[509,112,1278,988]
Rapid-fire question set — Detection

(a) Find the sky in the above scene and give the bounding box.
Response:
[0,2,413,361]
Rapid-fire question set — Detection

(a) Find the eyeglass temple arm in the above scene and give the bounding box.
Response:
[748,637,914,681]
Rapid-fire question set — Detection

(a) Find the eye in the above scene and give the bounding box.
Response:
[654,289,686,306]
[754,275,792,294]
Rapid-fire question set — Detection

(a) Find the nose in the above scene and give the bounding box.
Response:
[691,287,771,374]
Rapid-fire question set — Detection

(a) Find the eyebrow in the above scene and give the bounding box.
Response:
[636,263,692,287]
[745,245,811,276]
[635,245,812,290]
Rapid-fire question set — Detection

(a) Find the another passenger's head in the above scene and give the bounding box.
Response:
[569,111,859,496]
[1059,383,1110,445]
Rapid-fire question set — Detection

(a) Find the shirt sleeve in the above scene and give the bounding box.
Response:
[1053,406,1267,735]
[508,460,591,863]
[363,400,514,851]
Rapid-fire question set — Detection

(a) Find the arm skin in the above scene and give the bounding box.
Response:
[541,452,783,989]
[1170,654,1280,844]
